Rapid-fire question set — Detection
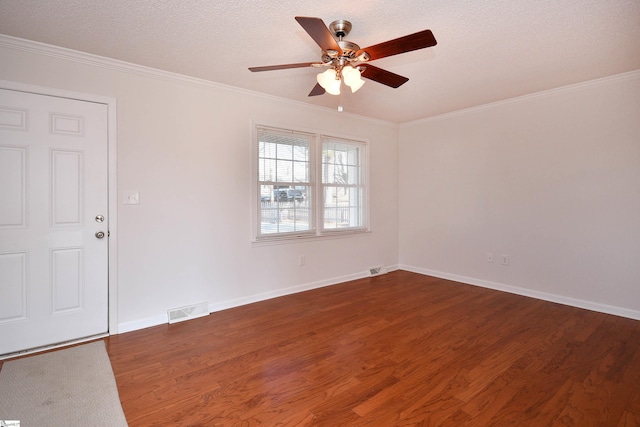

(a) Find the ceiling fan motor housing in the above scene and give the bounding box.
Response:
[328,20,361,60]
[337,40,361,59]
[329,20,352,38]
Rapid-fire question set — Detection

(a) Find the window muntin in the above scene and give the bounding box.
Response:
[255,126,367,241]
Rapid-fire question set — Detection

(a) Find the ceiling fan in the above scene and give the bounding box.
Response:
[248,16,437,97]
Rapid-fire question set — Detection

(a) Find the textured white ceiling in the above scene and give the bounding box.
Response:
[1,0,639,123]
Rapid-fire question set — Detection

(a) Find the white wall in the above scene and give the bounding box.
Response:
[0,38,400,332]
[399,72,640,318]
[3,36,638,333]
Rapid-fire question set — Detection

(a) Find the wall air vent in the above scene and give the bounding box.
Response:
[369,265,388,277]
[167,302,209,324]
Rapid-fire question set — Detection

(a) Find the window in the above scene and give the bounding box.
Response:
[257,127,313,237]
[255,125,367,240]
[321,137,365,232]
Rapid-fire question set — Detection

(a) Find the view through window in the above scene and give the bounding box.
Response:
[256,126,367,240]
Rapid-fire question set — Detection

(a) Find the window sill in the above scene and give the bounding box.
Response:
[251,229,371,246]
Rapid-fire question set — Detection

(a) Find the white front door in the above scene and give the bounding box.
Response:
[0,88,109,356]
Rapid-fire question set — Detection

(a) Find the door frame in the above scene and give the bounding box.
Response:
[0,79,119,335]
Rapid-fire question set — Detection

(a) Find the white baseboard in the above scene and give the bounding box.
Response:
[207,270,370,314]
[117,266,401,334]
[117,314,168,334]
[399,264,640,321]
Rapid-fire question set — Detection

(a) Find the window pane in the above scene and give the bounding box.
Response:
[277,143,293,160]
[323,186,362,229]
[322,142,360,185]
[293,160,308,182]
[258,158,277,182]
[260,186,312,234]
[293,144,308,161]
[347,165,359,185]
[257,127,313,238]
[260,141,277,159]
[276,159,293,182]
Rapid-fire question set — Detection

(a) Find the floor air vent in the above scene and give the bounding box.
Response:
[369,265,388,277]
[168,302,209,324]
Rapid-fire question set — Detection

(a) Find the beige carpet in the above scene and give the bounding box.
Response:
[0,341,128,426]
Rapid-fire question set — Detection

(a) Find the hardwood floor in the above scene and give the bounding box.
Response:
[104,271,640,426]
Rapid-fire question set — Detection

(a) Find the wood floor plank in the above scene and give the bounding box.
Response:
[104,270,640,426]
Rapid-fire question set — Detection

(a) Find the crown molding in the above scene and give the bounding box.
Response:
[0,34,398,129]
[401,68,640,127]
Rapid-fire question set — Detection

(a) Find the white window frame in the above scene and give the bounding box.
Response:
[319,136,368,235]
[252,124,369,242]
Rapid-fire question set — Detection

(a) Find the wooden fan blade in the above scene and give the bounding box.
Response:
[249,62,320,72]
[360,64,409,88]
[308,83,325,97]
[358,29,436,61]
[295,16,343,54]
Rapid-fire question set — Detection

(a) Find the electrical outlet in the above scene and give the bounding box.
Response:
[298,255,305,266]
[501,254,509,266]
[486,252,494,263]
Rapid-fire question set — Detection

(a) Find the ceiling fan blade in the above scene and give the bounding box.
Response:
[249,62,320,72]
[360,64,409,88]
[308,83,326,97]
[358,29,436,61]
[295,16,343,55]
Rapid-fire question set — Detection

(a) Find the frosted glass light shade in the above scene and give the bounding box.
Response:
[317,69,341,95]
[342,65,365,93]
[347,76,365,93]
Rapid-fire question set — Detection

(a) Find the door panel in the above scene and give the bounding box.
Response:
[0,146,27,227]
[0,88,108,355]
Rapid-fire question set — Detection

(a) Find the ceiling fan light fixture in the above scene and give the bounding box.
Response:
[342,65,365,93]
[249,17,437,98]
[317,68,341,95]
[347,77,365,93]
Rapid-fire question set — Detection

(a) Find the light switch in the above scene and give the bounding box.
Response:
[124,192,140,205]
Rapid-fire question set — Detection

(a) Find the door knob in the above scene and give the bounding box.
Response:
[95,231,105,239]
